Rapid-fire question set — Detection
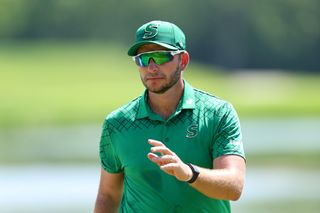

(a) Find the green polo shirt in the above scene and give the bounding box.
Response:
[100,81,245,213]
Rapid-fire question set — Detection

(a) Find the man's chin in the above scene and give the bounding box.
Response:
[147,87,168,94]
[145,80,180,94]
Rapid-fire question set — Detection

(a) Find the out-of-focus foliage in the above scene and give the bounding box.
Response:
[0,0,320,71]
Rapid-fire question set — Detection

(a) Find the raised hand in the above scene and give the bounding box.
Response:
[147,139,192,182]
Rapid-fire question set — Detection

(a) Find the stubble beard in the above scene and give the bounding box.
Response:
[142,64,182,94]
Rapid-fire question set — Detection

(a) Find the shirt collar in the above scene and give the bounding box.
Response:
[136,90,150,120]
[136,80,195,120]
[181,80,196,110]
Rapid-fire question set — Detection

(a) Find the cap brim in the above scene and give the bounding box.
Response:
[127,41,178,56]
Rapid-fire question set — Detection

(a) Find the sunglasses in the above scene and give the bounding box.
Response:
[133,50,184,67]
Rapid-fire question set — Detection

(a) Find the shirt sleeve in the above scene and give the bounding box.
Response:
[212,102,245,160]
[99,120,123,173]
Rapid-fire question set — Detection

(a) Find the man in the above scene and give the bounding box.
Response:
[94,20,246,213]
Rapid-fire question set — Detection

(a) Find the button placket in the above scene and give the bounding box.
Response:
[162,122,170,143]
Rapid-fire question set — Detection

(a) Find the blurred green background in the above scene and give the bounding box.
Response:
[1,1,320,213]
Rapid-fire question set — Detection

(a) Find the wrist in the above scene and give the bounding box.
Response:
[186,163,200,184]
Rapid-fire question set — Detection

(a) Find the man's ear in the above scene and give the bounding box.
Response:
[181,51,190,70]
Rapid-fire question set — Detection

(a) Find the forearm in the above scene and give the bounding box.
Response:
[94,194,120,213]
[189,166,245,201]
[147,140,246,201]
[94,169,124,213]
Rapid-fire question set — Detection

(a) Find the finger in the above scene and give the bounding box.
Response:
[160,163,178,173]
[148,139,173,155]
[150,146,174,156]
[148,139,165,147]
[147,153,160,162]
[147,153,176,166]
[150,154,176,165]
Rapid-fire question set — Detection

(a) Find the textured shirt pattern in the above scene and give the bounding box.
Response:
[100,81,244,213]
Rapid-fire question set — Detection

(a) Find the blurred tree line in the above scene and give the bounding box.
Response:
[1,0,319,72]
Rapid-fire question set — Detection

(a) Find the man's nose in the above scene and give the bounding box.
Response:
[147,59,158,73]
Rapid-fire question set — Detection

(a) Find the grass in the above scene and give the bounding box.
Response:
[1,41,320,129]
[0,41,143,128]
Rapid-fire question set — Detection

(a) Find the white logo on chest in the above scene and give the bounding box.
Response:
[186,124,198,138]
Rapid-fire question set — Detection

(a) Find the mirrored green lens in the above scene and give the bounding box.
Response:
[137,52,173,67]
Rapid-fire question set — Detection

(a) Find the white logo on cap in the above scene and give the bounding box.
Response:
[143,23,159,39]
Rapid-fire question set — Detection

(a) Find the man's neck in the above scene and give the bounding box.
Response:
[148,82,184,120]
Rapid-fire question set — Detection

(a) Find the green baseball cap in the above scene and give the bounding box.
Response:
[128,20,186,56]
